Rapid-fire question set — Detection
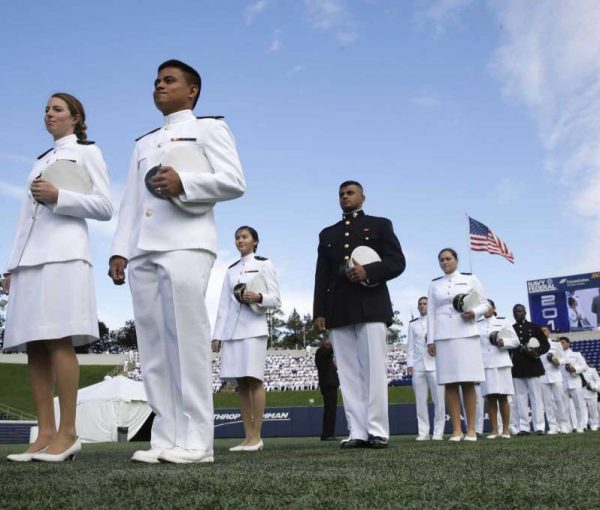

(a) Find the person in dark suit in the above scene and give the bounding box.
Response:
[313,181,406,449]
[315,338,340,441]
[510,304,550,435]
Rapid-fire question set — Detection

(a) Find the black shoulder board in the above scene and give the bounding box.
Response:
[196,116,224,120]
[77,140,95,145]
[461,272,472,275]
[409,317,419,323]
[254,256,269,261]
[228,259,241,269]
[135,127,160,142]
[432,276,442,281]
[36,148,52,160]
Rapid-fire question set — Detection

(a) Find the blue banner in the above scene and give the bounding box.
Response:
[527,271,600,332]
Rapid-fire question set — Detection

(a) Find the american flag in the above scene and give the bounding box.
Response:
[469,216,514,264]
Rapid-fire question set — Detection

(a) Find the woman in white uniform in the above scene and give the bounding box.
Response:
[478,299,520,439]
[212,226,281,451]
[426,248,489,441]
[3,93,112,462]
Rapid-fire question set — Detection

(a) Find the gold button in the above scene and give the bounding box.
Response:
[353,212,358,218]
[164,125,170,131]
[345,221,350,225]
[344,244,349,249]
[145,210,152,217]
[344,232,349,237]
[157,143,162,148]
[365,237,369,240]
[344,256,350,261]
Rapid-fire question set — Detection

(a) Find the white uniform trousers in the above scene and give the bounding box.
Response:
[412,370,445,437]
[475,384,484,434]
[509,393,520,435]
[128,249,215,451]
[564,388,585,432]
[331,322,388,440]
[541,382,569,433]
[584,397,599,430]
[513,377,545,432]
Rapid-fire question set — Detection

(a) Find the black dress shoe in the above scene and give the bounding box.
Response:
[516,431,530,436]
[535,430,545,436]
[368,436,389,449]
[340,439,368,449]
[320,436,338,441]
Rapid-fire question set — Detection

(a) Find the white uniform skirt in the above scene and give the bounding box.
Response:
[482,367,514,397]
[435,336,485,385]
[3,260,99,351]
[220,335,268,382]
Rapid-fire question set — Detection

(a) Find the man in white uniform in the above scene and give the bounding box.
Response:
[559,337,587,433]
[109,60,245,463]
[582,363,599,431]
[539,327,570,434]
[407,297,445,440]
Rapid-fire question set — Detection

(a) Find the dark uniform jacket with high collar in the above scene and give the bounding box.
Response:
[510,320,550,378]
[315,346,340,389]
[313,210,406,329]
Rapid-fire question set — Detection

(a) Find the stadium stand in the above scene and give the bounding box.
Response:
[121,345,410,392]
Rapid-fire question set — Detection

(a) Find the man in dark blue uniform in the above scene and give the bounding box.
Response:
[313,181,405,448]
[510,304,550,435]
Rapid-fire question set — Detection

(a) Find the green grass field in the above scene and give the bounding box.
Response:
[2,434,600,509]
[0,364,414,414]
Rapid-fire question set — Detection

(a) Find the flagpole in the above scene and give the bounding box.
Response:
[465,213,473,273]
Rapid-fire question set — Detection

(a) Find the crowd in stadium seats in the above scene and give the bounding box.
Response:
[122,345,409,393]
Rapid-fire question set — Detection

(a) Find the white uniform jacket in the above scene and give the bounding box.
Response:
[541,341,564,384]
[478,316,519,369]
[110,110,245,261]
[213,254,281,341]
[406,315,435,372]
[5,134,112,272]
[561,349,586,390]
[426,271,488,345]
[583,367,600,398]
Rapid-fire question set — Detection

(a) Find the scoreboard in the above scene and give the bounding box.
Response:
[527,271,600,333]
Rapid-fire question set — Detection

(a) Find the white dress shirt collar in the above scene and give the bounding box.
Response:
[164,109,195,127]
[442,269,460,279]
[53,133,77,149]
[240,253,255,262]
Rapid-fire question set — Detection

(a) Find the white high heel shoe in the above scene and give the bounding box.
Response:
[229,443,247,452]
[7,447,48,462]
[32,439,81,462]
[239,440,264,452]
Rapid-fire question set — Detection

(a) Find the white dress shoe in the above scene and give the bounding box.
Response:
[547,430,558,435]
[415,435,430,441]
[501,434,511,439]
[464,435,477,442]
[239,440,263,452]
[486,434,499,439]
[131,448,163,464]
[448,434,464,442]
[229,443,247,452]
[32,440,81,462]
[158,447,214,464]
[431,435,444,441]
[7,447,47,462]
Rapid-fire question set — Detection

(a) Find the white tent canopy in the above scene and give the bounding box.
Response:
[52,375,151,443]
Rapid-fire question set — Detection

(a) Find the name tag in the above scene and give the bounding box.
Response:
[170,138,197,142]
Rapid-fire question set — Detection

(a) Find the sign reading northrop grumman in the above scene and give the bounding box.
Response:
[527,271,600,333]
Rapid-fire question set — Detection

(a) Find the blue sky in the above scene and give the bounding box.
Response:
[1,0,599,332]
